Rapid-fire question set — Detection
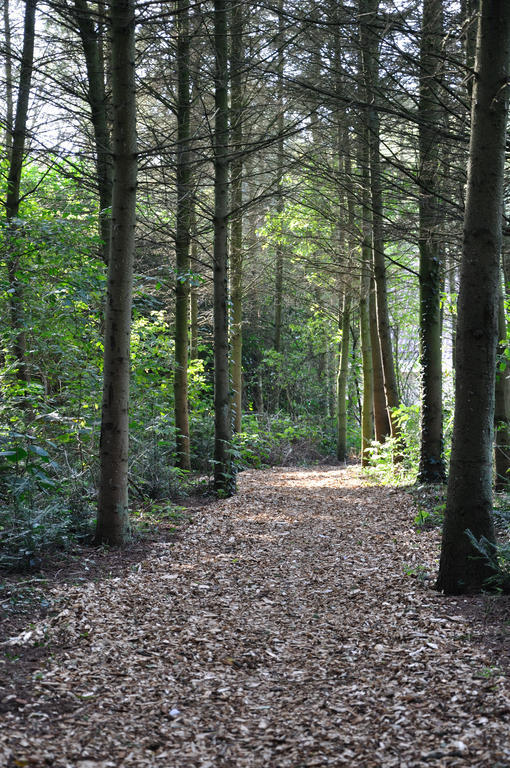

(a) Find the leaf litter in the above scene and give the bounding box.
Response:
[1,465,509,767]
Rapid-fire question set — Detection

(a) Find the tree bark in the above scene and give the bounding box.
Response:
[190,288,199,360]
[273,0,285,404]
[3,0,13,156]
[461,0,479,100]
[494,277,510,490]
[213,0,234,496]
[369,279,390,441]
[5,0,37,384]
[418,0,446,483]
[74,0,112,265]
[336,123,356,461]
[359,0,401,445]
[337,293,351,461]
[96,0,137,545]
[359,121,387,443]
[174,0,191,470]
[436,0,510,594]
[360,253,374,466]
[230,0,244,434]
[189,204,199,361]
[447,249,457,371]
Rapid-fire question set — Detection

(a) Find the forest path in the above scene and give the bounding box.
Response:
[1,465,510,767]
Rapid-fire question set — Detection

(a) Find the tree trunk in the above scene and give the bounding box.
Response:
[447,249,457,371]
[5,0,37,384]
[336,120,357,461]
[436,0,510,594]
[74,0,113,265]
[174,0,191,470]
[359,0,401,445]
[369,278,390,440]
[337,293,351,461]
[190,287,199,360]
[360,255,374,466]
[273,0,285,411]
[3,0,13,156]
[359,123,387,444]
[418,0,446,483]
[213,0,234,496]
[461,0,479,100]
[189,204,199,361]
[96,0,137,545]
[494,277,510,490]
[230,0,244,434]
[325,345,332,419]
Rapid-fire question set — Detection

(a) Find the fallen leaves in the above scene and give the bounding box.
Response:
[0,465,509,766]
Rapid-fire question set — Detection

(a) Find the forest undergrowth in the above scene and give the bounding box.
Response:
[1,465,509,767]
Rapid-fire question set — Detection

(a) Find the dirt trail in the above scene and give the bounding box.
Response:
[1,466,509,767]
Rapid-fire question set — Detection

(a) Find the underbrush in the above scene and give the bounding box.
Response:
[0,423,96,570]
[233,413,336,469]
[362,403,455,488]
[362,405,421,486]
[411,483,446,531]
[466,492,510,593]
[0,409,335,570]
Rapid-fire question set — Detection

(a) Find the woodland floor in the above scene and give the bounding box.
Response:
[1,465,510,768]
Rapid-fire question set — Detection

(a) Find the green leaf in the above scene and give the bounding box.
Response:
[28,444,50,460]
[0,447,28,462]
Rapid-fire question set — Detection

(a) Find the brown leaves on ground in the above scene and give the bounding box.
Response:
[1,465,509,767]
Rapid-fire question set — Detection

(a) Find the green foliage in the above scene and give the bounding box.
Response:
[364,437,407,484]
[0,152,451,569]
[0,427,95,570]
[403,563,431,583]
[363,404,419,484]
[0,162,106,567]
[414,504,445,531]
[364,404,450,485]
[492,494,510,552]
[410,481,446,533]
[233,413,335,470]
[465,531,510,593]
[132,502,193,536]
[462,492,510,593]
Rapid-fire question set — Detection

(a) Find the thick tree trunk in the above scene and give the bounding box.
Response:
[174,0,191,470]
[96,0,137,545]
[418,0,446,483]
[359,0,400,445]
[337,293,351,461]
[5,0,37,384]
[213,0,234,496]
[230,0,244,434]
[436,0,510,594]
[74,0,112,265]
